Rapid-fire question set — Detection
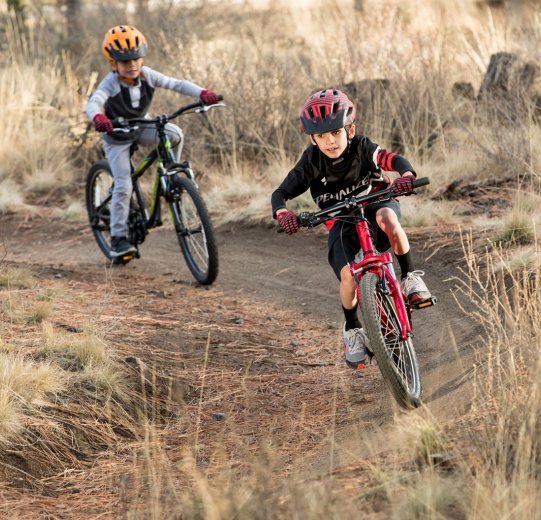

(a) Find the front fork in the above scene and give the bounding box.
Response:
[353,253,412,341]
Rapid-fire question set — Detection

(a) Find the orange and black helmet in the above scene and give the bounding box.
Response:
[102,25,147,64]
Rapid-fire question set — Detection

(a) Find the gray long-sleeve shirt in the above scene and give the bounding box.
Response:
[86,66,203,122]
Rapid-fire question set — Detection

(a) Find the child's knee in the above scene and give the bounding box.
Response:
[168,125,183,148]
[340,266,353,283]
[377,208,400,229]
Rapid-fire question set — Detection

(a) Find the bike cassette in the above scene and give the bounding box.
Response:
[411,296,437,310]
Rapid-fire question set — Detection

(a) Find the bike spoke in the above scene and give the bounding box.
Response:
[375,289,416,392]
[179,202,209,268]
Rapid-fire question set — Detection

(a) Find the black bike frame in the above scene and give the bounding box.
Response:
[123,100,208,230]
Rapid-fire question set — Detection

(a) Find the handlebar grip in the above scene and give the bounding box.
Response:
[412,177,430,189]
[112,116,128,128]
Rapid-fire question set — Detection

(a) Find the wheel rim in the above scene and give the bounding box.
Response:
[90,169,113,250]
[375,289,421,398]
[177,195,210,276]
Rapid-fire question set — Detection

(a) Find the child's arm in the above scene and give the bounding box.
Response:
[361,137,417,193]
[271,151,314,235]
[142,66,218,102]
[85,73,118,133]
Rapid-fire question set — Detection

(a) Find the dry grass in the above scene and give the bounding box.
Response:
[450,235,541,516]
[0,351,64,445]
[1,0,541,225]
[0,267,35,289]
[2,1,541,518]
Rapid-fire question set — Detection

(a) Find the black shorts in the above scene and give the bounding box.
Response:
[327,198,401,280]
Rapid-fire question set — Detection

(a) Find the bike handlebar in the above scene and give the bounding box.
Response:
[297,177,430,228]
[111,95,225,131]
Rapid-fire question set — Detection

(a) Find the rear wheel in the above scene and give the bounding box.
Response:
[86,160,114,259]
[360,272,422,409]
[169,175,218,285]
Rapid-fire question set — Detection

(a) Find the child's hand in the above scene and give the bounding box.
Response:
[93,114,113,134]
[199,89,221,105]
[390,175,414,195]
[276,210,299,235]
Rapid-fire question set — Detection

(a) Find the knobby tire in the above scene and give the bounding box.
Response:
[169,175,218,285]
[86,160,115,259]
[360,271,422,409]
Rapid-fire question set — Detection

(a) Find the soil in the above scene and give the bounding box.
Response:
[0,211,484,515]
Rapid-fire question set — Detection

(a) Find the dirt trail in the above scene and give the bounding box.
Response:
[1,214,480,481]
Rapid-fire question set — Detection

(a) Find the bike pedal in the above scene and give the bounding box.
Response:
[112,252,136,265]
[412,296,437,310]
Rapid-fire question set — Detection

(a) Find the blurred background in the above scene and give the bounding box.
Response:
[1,0,541,229]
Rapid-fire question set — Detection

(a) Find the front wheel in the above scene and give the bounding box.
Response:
[360,272,422,409]
[169,175,219,285]
[86,160,114,259]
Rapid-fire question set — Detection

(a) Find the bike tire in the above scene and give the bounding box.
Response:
[359,271,422,409]
[86,160,115,259]
[169,175,219,285]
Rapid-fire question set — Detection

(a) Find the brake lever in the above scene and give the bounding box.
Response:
[195,103,227,113]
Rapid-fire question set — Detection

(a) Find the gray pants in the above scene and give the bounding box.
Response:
[103,123,183,238]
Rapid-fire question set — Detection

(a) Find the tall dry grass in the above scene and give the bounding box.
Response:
[2,1,541,517]
[1,0,541,222]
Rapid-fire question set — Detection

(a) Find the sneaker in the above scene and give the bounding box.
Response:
[110,236,137,258]
[342,322,369,369]
[401,270,431,305]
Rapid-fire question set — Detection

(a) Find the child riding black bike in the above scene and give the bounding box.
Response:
[271,88,433,369]
[86,24,220,259]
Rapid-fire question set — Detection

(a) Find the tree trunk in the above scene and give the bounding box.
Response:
[65,0,82,41]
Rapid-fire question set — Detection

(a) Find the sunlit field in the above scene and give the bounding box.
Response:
[1,0,541,517]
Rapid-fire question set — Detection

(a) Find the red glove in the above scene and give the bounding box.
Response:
[199,89,220,105]
[390,176,414,195]
[276,210,299,235]
[93,113,113,134]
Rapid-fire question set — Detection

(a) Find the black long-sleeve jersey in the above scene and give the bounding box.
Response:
[271,135,415,219]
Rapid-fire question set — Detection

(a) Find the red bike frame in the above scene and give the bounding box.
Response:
[349,216,412,341]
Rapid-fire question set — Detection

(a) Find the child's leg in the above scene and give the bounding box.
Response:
[373,203,432,302]
[373,204,414,279]
[103,139,134,239]
[138,123,184,161]
[328,224,362,330]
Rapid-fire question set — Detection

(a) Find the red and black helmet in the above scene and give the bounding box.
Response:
[300,89,356,134]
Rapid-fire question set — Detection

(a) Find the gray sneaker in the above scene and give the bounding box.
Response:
[401,270,431,305]
[110,236,137,258]
[342,322,369,369]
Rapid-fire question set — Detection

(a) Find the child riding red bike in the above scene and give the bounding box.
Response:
[271,88,433,369]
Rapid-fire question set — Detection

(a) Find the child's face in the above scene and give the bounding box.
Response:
[116,58,144,81]
[311,125,355,159]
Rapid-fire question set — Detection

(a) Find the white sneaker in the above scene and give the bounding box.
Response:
[401,270,431,305]
[342,322,369,368]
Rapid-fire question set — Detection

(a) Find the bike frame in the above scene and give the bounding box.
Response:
[122,102,210,231]
[297,179,430,341]
[348,211,412,340]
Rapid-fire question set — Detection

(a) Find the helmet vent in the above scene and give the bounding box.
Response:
[113,39,122,50]
[135,36,140,47]
[332,101,340,114]
[319,106,326,119]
